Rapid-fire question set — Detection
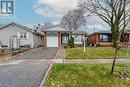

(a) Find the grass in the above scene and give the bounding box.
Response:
[44,63,130,87]
[65,47,130,59]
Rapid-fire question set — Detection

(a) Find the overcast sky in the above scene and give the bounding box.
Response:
[0,0,111,33]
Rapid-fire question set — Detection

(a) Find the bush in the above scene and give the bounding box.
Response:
[11,48,20,51]
[67,36,74,48]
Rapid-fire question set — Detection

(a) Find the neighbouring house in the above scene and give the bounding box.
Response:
[88,30,130,46]
[0,22,44,48]
[42,25,86,48]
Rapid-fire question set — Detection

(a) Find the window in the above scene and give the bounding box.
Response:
[62,36,68,43]
[100,34,108,42]
[73,35,83,42]
[18,32,28,39]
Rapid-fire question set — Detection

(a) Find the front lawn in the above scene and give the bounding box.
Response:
[44,63,130,87]
[65,47,130,59]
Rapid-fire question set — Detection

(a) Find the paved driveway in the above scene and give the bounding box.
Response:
[0,47,58,87]
[14,47,58,59]
[0,61,50,87]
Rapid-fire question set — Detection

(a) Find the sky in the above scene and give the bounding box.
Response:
[0,0,110,33]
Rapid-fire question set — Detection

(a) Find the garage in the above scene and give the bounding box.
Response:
[47,34,58,47]
[43,26,70,48]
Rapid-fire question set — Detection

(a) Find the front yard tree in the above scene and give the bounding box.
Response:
[79,0,130,74]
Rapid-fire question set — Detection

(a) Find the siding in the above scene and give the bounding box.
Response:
[0,24,34,48]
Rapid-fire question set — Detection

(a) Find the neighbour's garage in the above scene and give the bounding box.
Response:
[47,34,58,47]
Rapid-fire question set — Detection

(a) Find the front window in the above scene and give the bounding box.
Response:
[100,34,108,42]
[19,32,28,39]
[62,36,68,43]
[73,35,83,42]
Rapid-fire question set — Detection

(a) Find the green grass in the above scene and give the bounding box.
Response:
[65,47,130,59]
[44,63,130,87]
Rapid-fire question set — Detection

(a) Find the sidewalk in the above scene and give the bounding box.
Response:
[64,59,130,63]
[55,48,130,63]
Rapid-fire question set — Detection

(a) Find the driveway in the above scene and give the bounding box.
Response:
[0,61,50,87]
[14,47,58,59]
[0,47,58,87]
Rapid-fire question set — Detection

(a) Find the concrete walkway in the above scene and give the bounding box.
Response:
[55,48,65,59]
[64,59,130,63]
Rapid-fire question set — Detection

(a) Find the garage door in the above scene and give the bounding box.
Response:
[47,35,58,47]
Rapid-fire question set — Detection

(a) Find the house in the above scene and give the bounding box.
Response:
[88,30,130,46]
[88,30,112,46]
[0,22,44,48]
[42,25,86,48]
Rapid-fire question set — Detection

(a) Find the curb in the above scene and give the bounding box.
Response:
[39,64,53,87]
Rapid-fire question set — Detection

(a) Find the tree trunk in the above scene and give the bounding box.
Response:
[111,38,120,74]
[111,47,118,74]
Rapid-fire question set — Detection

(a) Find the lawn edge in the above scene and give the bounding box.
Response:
[63,59,130,63]
[65,58,129,59]
[39,64,53,87]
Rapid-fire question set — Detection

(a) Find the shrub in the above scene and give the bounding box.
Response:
[11,48,20,51]
[67,36,74,48]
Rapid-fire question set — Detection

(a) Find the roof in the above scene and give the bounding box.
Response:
[43,25,86,35]
[96,30,112,34]
[72,30,86,35]
[0,22,34,33]
[0,22,44,36]
[88,30,112,36]
[43,25,71,32]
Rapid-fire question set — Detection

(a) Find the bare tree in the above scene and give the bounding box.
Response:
[61,8,88,31]
[79,0,130,74]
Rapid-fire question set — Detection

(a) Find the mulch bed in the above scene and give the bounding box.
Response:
[0,49,10,57]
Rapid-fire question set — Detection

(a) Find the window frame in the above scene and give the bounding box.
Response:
[100,34,109,42]
[18,32,28,39]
